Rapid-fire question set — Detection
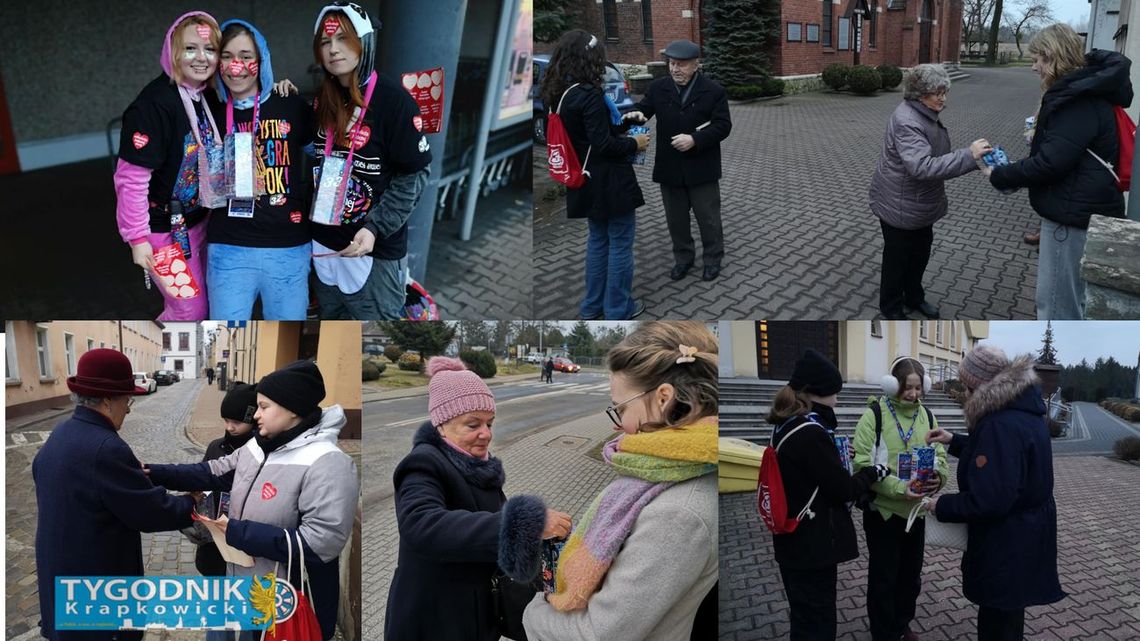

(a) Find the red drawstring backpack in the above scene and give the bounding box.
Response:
[263,530,322,641]
[1088,106,1135,192]
[547,83,592,189]
[757,422,821,535]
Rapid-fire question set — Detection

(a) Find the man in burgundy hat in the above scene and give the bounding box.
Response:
[32,348,198,641]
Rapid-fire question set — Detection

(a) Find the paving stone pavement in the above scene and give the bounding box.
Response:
[427,182,533,320]
[6,380,208,641]
[361,412,619,638]
[535,67,1044,320]
[719,454,1140,640]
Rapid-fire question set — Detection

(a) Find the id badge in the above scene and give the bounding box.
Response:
[310,154,350,226]
[897,451,913,482]
[225,132,257,199]
[228,198,255,218]
[198,143,228,208]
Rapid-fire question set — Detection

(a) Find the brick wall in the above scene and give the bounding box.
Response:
[536,1,700,66]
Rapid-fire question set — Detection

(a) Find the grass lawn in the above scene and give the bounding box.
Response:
[365,366,429,389]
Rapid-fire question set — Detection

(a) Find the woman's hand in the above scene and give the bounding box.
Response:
[337,227,376,258]
[622,111,647,123]
[273,79,298,96]
[969,138,993,160]
[923,496,940,512]
[542,509,572,540]
[925,429,953,445]
[130,241,155,272]
[632,133,651,152]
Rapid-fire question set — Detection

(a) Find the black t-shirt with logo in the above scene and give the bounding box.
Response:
[205,94,316,248]
[309,72,433,260]
[118,74,216,232]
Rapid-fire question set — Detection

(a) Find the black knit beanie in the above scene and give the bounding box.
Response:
[219,382,258,424]
[788,349,843,396]
[257,360,325,417]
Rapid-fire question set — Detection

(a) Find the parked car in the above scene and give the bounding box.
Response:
[152,370,176,385]
[532,54,636,144]
[552,357,581,373]
[526,352,545,364]
[133,372,157,394]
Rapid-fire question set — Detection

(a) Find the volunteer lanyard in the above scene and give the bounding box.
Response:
[884,397,918,450]
[226,93,261,139]
[323,71,378,161]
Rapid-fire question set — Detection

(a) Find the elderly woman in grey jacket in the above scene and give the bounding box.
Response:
[869,64,993,321]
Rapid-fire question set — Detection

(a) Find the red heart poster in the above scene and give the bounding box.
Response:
[400,67,444,134]
[152,244,199,299]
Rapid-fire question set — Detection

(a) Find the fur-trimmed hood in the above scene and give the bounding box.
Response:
[963,356,1044,430]
[413,421,505,489]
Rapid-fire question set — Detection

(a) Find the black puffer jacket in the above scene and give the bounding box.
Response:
[556,82,645,220]
[990,50,1132,229]
[769,405,884,570]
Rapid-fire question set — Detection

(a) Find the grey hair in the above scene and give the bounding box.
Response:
[70,393,105,407]
[903,64,951,101]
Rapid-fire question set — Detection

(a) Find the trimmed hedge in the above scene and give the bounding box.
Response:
[384,344,404,363]
[877,64,903,90]
[460,349,497,379]
[362,359,381,381]
[726,84,764,100]
[761,78,786,96]
[398,352,422,372]
[1113,436,1140,461]
[822,63,849,91]
[848,65,882,95]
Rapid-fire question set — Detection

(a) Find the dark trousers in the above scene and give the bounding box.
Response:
[779,563,837,641]
[878,220,934,316]
[660,181,724,267]
[977,606,1025,641]
[863,510,926,641]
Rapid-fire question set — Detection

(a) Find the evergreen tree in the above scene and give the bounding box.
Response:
[702,0,779,84]
[1037,321,1058,365]
[380,321,457,372]
[568,321,597,361]
[535,0,578,43]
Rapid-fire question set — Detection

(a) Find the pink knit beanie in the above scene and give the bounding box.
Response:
[427,357,496,426]
[959,345,1010,390]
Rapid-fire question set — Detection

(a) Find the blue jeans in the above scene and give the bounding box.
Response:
[581,213,636,319]
[313,256,408,319]
[207,243,311,319]
[1036,219,1087,320]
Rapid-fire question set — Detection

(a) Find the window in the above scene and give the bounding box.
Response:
[603,0,619,40]
[950,323,957,350]
[100,341,106,349]
[163,332,171,350]
[174,359,184,372]
[822,1,833,47]
[870,319,882,338]
[179,332,190,352]
[869,0,878,46]
[642,0,653,42]
[935,321,944,346]
[64,333,77,376]
[6,322,19,382]
[36,326,51,379]
[806,23,820,42]
[838,17,850,49]
[788,22,803,41]
[87,338,95,353]
[919,321,929,341]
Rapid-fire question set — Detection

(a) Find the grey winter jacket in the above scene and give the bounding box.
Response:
[521,473,718,641]
[869,99,978,230]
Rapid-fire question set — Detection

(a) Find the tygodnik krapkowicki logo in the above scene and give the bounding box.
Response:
[55,574,296,632]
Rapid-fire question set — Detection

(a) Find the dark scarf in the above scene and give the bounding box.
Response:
[809,402,839,432]
[256,409,322,455]
[220,430,255,454]
[413,421,505,489]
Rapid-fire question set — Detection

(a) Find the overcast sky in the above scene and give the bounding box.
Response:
[983,321,1140,367]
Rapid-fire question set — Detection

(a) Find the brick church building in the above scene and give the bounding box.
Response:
[540,0,962,77]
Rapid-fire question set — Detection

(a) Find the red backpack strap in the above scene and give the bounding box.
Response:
[775,421,822,521]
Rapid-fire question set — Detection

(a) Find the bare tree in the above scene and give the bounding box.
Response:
[962,0,998,56]
[986,0,1005,64]
[1005,0,1055,59]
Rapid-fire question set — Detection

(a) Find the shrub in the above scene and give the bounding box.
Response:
[848,65,882,95]
[398,352,422,372]
[460,349,497,379]
[1126,407,1140,422]
[384,344,404,363]
[726,84,764,100]
[822,63,849,91]
[1113,436,1140,461]
[362,359,381,381]
[761,78,786,96]
[876,64,903,90]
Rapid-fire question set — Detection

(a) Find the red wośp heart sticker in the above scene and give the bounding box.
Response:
[196,24,212,42]
[261,482,278,500]
[323,16,340,36]
[351,125,371,150]
[413,115,423,132]
[132,132,150,150]
[290,211,302,223]
[247,60,259,75]
[228,59,245,76]
[279,121,291,136]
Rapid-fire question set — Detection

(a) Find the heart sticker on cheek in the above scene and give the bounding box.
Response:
[279,121,291,136]
[247,60,259,75]
[196,24,212,42]
[228,59,245,76]
[323,17,340,36]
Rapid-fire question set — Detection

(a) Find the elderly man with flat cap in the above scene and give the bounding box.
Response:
[624,39,732,282]
[32,348,198,641]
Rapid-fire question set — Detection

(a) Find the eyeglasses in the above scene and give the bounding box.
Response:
[605,389,652,428]
[930,90,949,99]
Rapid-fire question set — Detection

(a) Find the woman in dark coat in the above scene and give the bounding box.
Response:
[541,29,649,320]
[767,349,890,641]
[988,24,1132,320]
[924,346,1065,641]
[384,357,572,641]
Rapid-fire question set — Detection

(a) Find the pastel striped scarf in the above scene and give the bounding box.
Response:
[546,417,718,611]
